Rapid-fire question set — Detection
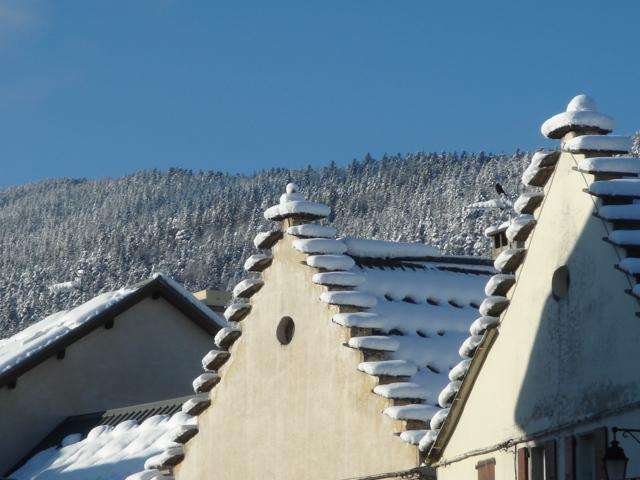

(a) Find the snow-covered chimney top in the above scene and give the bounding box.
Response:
[264,183,331,222]
[540,94,614,139]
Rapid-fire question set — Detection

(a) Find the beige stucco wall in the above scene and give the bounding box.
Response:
[438,450,514,480]
[439,408,640,480]
[1,297,214,475]
[438,150,640,478]
[175,233,419,480]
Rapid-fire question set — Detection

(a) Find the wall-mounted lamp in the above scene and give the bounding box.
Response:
[603,427,637,480]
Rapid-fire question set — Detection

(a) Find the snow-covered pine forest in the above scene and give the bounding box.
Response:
[0,142,636,338]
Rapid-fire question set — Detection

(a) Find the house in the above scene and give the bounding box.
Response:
[121,183,495,480]
[11,95,635,480]
[1,273,229,478]
[424,94,640,480]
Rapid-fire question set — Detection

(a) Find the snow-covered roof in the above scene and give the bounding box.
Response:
[0,273,227,388]
[540,94,614,139]
[341,237,441,259]
[341,257,492,443]
[11,409,194,480]
[299,229,494,450]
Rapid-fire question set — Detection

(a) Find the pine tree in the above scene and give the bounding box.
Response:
[0,149,532,337]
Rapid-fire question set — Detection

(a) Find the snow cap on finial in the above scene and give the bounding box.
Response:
[566,94,597,112]
[540,94,614,139]
[264,183,331,221]
[279,183,304,204]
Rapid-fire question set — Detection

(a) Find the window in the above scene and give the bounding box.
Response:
[276,316,295,345]
[576,434,596,480]
[518,441,556,480]
[530,447,545,480]
[565,428,607,480]
[476,458,495,480]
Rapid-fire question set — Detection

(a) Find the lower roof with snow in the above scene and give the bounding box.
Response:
[9,396,193,480]
[0,273,227,389]
[327,238,494,387]
[342,254,493,433]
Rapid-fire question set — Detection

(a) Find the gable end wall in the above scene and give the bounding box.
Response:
[175,233,419,480]
[438,151,640,478]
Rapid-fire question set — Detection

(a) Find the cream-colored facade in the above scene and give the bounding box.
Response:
[433,140,640,476]
[175,229,421,480]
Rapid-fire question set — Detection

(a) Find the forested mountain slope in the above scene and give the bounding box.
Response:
[0,150,564,337]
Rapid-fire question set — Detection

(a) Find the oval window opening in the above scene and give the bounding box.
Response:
[552,266,570,300]
[276,316,295,345]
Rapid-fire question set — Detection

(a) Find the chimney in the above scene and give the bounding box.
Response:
[193,289,232,314]
[485,221,512,260]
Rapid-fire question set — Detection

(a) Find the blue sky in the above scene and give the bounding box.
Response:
[0,1,638,187]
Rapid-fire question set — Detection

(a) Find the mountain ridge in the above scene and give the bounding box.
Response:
[0,148,607,337]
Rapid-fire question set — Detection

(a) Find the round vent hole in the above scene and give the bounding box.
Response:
[276,316,295,345]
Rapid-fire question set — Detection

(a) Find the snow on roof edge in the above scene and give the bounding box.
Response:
[152,273,228,328]
[341,236,441,259]
[0,273,227,383]
[12,409,196,480]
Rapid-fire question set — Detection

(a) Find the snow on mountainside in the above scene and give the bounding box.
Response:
[0,146,625,338]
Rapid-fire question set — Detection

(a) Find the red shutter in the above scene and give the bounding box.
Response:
[564,436,575,480]
[544,440,557,480]
[592,427,608,480]
[517,448,529,480]
[476,458,496,480]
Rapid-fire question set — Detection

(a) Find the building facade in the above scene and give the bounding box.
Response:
[429,95,640,480]
[1,274,227,477]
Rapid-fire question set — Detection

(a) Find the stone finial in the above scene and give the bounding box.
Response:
[264,183,330,222]
[541,94,614,139]
[279,183,305,204]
